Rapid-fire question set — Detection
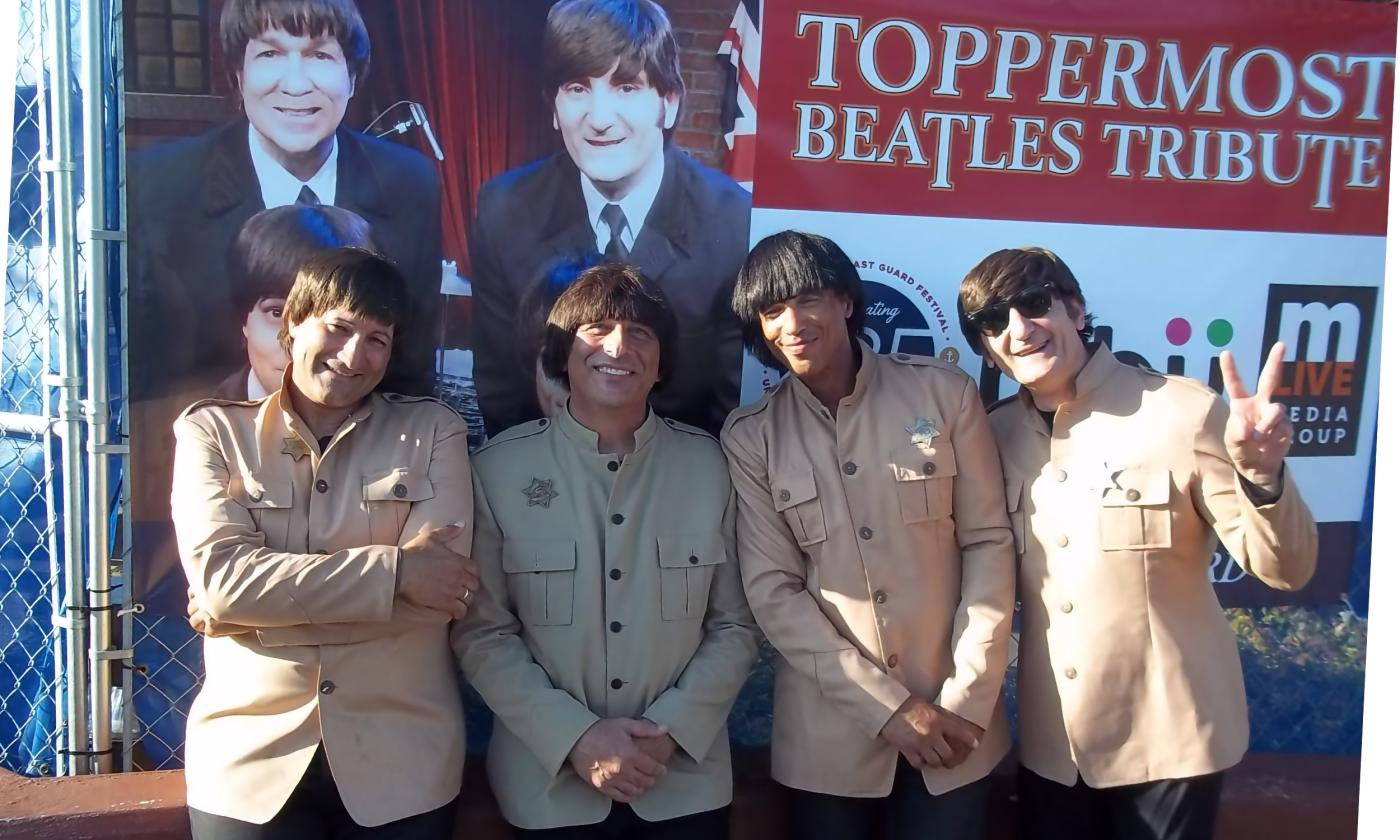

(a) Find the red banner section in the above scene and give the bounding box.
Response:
[753,0,1396,235]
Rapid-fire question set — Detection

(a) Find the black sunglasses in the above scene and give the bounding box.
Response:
[966,282,1057,336]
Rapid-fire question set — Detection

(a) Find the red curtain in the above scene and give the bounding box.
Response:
[359,0,558,271]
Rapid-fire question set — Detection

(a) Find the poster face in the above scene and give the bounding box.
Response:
[124,0,752,611]
[743,0,1394,606]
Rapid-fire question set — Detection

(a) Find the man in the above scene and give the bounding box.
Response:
[469,0,751,437]
[214,204,375,400]
[956,247,1318,840]
[174,248,476,838]
[459,264,759,838]
[130,0,441,398]
[721,232,1016,839]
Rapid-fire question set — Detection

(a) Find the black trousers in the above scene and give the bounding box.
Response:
[1018,765,1224,840]
[513,804,729,840]
[788,759,991,840]
[188,747,457,840]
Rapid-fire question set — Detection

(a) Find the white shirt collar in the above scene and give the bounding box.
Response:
[247,123,339,208]
[579,149,666,255]
[247,367,271,400]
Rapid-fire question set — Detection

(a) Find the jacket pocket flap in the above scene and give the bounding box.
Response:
[889,446,958,481]
[772,468,818,511]
[362,468,434,502]
[228,474,292,508]
[503,539,577,574]
[657,533,726,568]
[1101,467,1170,507]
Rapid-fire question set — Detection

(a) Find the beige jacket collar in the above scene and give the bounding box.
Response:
[787,338,879,417]
[1010,342,1118,434]
[270,369,380,460]
[555,399,661,460]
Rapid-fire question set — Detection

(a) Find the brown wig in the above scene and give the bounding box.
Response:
[220,0,370,85]
[539,262,678,388]
[956,247,1095,355]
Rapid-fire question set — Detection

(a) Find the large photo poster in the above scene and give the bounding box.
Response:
[743,0,1393,606]
[124,0,752,611]
[124,0,1389,614]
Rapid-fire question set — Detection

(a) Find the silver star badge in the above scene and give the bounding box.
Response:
[1086,461,1123,496]
[906,417,941,447]
[522,477,559,509]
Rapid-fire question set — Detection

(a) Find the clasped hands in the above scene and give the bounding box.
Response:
[567,718,678,803]
[879,696,984,770]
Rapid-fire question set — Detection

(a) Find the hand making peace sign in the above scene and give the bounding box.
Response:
[1219,341,1293,487]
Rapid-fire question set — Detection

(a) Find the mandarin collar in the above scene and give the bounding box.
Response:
[789,338,875,417]
[555,400,660,458]
[1012,342,1118,428]
[272,369,379,441]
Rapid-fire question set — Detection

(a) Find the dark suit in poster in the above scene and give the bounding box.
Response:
[469,145,752,437]
[126,121,442,608]
[128,120,442,399]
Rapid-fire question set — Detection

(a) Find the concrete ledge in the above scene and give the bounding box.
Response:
[0,752,1359,839]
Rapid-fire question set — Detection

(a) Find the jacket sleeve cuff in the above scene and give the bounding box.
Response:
[936,681,996,731]
[525,703,602,778]
[814,649,911,739]
[642,690,721,764]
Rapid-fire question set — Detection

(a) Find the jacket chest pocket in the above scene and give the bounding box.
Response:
[503,539,577,626]
[1006,479,1026,555]
[657,533,726,621]
[362,468,434,545]
[228,474,294,548]
[890,446,956,524]
[772,468,827,547]
[1098,467,1172,551]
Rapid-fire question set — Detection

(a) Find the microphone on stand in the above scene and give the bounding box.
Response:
[410,102,445,162]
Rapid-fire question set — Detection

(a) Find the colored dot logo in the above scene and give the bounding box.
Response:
[1165,317,1233,348]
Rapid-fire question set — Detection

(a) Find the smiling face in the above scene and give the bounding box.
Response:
[243,296,289,394]
[979,293,1089,402]
[285,307,392,412]
[553,62,678,199]
[759,289,855,382]
[239,27,354,172]
[565,318,661,419]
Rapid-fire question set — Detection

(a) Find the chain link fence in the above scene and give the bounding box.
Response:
[1,0,62,777]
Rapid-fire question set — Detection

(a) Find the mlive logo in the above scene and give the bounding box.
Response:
[1260,284,1377,456]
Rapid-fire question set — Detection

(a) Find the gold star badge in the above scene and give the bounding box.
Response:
[281,436,312,461]
[522,477,559,509]
[906,417,941,447]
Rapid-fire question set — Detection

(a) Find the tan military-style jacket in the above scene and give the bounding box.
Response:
[720,343,1016,798]
[457,407,759,830]
[171,387,473,826]
[989,345,1318,788]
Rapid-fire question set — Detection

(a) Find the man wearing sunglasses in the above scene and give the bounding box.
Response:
[957,247,1317,840]
[721,231,1015,839]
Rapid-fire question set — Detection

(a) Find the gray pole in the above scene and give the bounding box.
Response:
[43,0,93,775]
[81,0,121,775]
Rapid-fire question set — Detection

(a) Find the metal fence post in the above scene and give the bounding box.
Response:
[40,0,92,775]
[80,0,124,776]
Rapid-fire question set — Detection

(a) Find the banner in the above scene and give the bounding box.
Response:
[123,0,1390,611]
[743,0,1394,606]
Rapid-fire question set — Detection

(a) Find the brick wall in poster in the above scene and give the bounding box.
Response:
[665,0,739,171]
